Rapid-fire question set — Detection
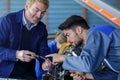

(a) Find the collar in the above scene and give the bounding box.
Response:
[22,11,37,31]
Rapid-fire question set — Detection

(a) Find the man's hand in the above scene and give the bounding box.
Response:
[46,54,67,64]
[16,50,35,62]
[70,71,85,80]
[70,71,94,80]
[42,59,52,71]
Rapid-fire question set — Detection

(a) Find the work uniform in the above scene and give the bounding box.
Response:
[0,9,49,79]
[63,25,120,80]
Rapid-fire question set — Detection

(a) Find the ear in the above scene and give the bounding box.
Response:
[76,26,82,34]
[25,3,29,10]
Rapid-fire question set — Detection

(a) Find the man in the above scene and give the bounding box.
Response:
[0,0,50,79]
[46,15,120,80]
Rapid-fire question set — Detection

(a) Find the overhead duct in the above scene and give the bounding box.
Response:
[74,0,120,28]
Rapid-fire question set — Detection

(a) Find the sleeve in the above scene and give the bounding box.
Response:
[0,16,17,62]
[48,39,58,54]
[62,30,110,72]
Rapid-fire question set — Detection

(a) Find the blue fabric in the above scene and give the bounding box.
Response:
[118,73,120,80]
[35,59,47,80]
[35,59,42,80]
[63,25,120,80]
[89,25,115,36]
[48,39,58,54]
[0,9,49,78]
[92,67,118,80]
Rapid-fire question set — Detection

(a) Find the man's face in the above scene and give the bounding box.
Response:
[63,29,83,47]
[25,0,47,24]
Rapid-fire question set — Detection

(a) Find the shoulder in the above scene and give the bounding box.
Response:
[89,25,116,36]
[38,21,46,28]
[0,9,23,23]
[37,21,46,30]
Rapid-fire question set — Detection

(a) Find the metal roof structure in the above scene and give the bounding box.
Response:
[74,0,120,28]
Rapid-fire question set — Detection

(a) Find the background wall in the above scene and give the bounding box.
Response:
[0,0,119,34]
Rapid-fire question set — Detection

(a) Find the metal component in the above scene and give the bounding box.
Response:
[33,54,46,60]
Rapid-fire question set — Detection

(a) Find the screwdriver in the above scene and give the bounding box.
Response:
[31,54,46,60]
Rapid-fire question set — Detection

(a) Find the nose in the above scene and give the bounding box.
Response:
[67,37,70,42]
